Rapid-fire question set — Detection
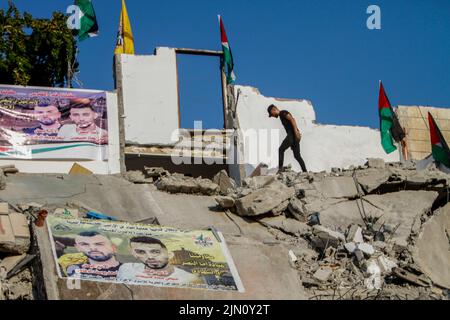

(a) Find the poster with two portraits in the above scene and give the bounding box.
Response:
[48,215,245,292]
[0,85,108,160]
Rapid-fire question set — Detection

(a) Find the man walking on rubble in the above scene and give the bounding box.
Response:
[268,104,308,173]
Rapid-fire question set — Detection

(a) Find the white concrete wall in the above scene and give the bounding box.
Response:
[0,91,121,175]
[118,48,180,145]
[234,85,400,176]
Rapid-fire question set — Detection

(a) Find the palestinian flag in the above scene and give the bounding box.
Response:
[219,15,236,84]
[75,0,99,41]
[378,81,405,154]
[428,112,450,168]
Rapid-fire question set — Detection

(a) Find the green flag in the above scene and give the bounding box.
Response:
[219,15,236,84]
[378,81,405,154]
[75,0,99,41]
[428,112,450,168]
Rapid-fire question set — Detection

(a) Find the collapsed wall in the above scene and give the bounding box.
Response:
[233,85,400,176]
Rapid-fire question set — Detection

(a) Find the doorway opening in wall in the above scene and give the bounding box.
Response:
[175,49,226,130]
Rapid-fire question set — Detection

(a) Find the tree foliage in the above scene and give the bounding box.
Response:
[0,1,78,87]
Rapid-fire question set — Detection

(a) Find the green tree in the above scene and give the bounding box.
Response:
[0,1,78,87]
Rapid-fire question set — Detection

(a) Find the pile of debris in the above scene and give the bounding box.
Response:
[133,159,450,300]
[0,202,33,300]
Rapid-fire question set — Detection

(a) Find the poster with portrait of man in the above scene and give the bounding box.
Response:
[0,85,108,160]
[47,216,245,292]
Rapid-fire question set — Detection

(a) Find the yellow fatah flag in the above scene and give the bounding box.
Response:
[114,0,135,55]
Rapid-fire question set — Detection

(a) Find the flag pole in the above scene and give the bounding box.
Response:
[219,15,229,129]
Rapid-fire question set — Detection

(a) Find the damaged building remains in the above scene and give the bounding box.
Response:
[0,47,449,301]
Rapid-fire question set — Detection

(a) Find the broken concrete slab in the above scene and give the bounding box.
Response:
[242,175,276,190]
[356,168,393,193]
[366,158,386,169]
[357,243,375,257]
[235,181,295,217]
[313,266,332,282]
[346,224,364,244]
[363,191,439,247]
[271,200,289,216]
[258,216,310,236]
[0,170,6,190]
[213,170,236,195]
[314,176,358,199]
[0,254,26,275]
[413,203,450,289]
[318,191,439,247]
[287,198,306,221]
[156,175,220,196]
[312,225,345,249]
[214,196,235,209]
[125,170,152,184]
[144,167,169,179]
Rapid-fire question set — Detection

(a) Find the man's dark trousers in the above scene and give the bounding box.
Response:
[279,133,307,172]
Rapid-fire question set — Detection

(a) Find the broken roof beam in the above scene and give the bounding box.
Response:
[174,48,223,57]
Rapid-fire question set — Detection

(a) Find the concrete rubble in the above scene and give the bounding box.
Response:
[134,158,450,300]
[1,158,450,300]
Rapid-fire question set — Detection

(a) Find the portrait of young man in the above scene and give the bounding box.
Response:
[57,98,108,144]
[117,236,203,286]
[59,231,122,280]
[23,103,62,137]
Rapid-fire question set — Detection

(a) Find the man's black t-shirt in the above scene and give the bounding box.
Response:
[279,110,295,137]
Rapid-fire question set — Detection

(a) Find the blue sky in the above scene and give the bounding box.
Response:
[2,0,450,129]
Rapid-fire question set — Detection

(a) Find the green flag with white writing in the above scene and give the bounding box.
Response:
[75,0,99,41]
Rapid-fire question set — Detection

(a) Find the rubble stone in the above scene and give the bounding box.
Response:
[235,181,295,217]
[314,176,358,199]
[413,203,450,289]
[258,216,310,236]
[214,196,235,209]
[213,170,236,195]
[243,175,276,190]
[346,224,364,244]
[144,167,169,179]
[357,243,375,257]
[156,175,219,196]
[271,200,289,216]
[287,198,306,221]
[313,266,333,282]
[125,170,151,184]
[0,170,6,190]
[312,225,345,249]
[366,158,386,169]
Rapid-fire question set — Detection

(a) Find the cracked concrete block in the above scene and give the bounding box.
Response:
[215,196,235,209]
[357,243,375,257]
[235,181,295,217]
[413,203,450,289]
[288,198,306,221]
[125,170,151,184]
[312,225,345,249]
[213,170,236,195]
[243,175,276,190]
[366,158,386,169]
[314,176,358,199]
[356,168,393,193]
[271,200,289,216]
[347,224,364,243]
[313,266,333,282]
[196,178,220,196]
